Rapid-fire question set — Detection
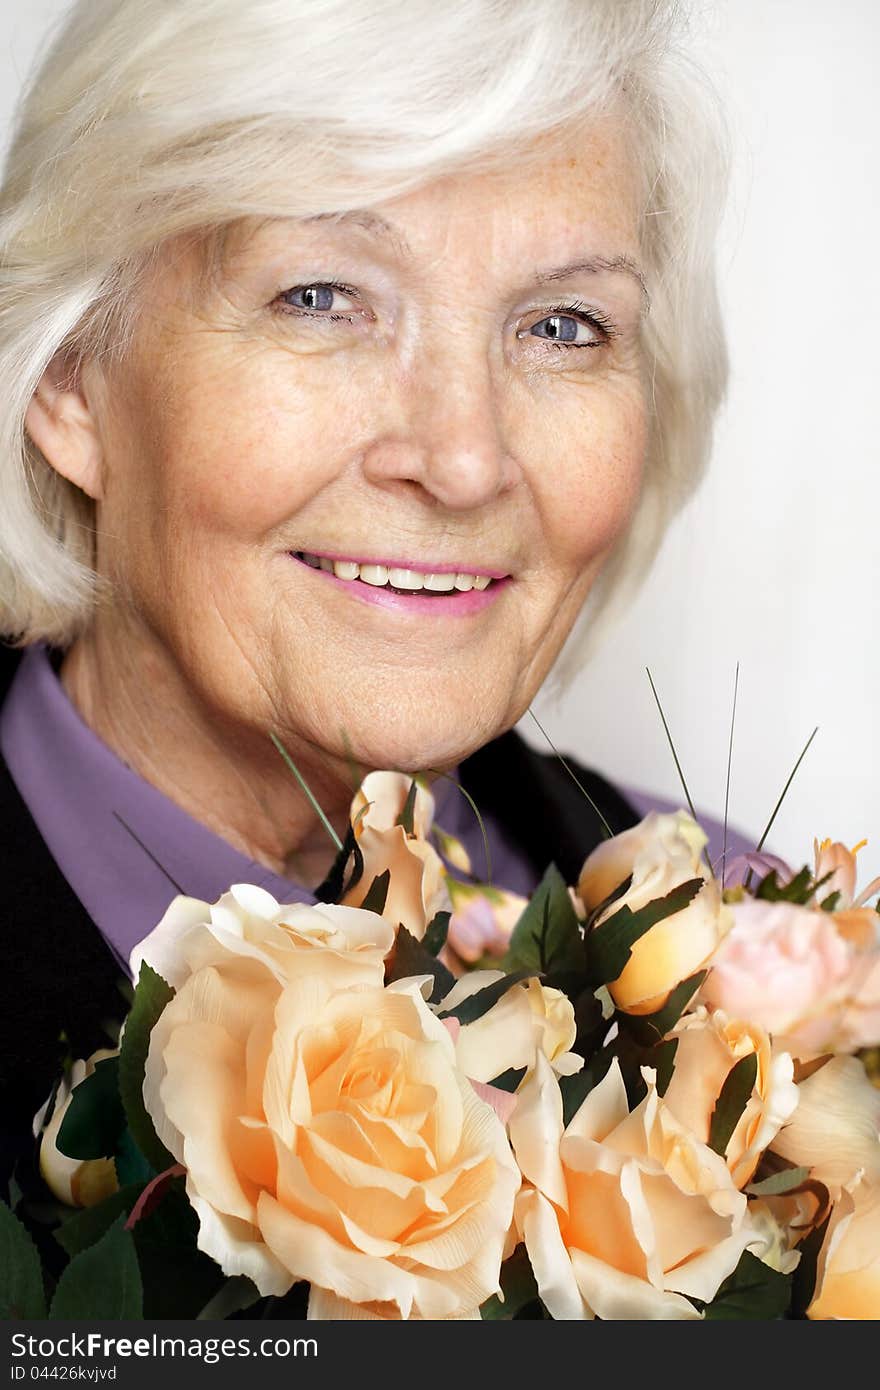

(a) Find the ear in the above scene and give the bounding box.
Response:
[24,355,106,501]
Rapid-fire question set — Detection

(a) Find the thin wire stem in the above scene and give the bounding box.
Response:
[112,812,187,896]
[526,708,615,840]
[720,662,740,890]
[269,732,343,852]
[744,725,819,891]
[645,668,715,878]
[428,770,493,883]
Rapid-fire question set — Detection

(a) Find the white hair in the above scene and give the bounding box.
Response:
[0,0,728,662]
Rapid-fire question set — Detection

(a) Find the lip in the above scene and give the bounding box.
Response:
[297,550,509,580]
[289,551,510,617]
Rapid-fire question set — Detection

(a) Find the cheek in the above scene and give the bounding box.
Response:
[515,382,647,569]
[125,338,379,545]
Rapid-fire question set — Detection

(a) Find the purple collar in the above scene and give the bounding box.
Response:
[0,646,319,969]
[0,646,534,972]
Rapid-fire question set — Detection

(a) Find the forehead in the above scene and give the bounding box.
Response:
[217,115,643,276]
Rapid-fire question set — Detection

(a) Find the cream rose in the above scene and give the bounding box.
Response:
[131,883,395,992]
[509,1053,754,1319]
[577,810,708,909]
[663,1008,799,1188]
[438,971,583,1083]
[701,898,880,1059]
[579,811,732,1016]
[341,771,450,941]
[143,932,519,1318]
[808,1175,880,1319]
[37,1050,119,1208]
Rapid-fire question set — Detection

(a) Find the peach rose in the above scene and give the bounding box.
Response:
[700,898,880,1059]
[341,771,450,941]
[808,1175,880,1319]
[509,1053,754,1319]
[131,883,394,992]
[663,1008,799,1188]
[143,929,519,1318]
[579,811,732,1016]
[438,970,583,1083]
[37,1050,119,1208]
[769,1056,880,1198]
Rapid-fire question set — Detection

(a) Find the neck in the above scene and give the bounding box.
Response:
[60,620,357,888]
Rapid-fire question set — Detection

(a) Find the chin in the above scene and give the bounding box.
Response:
[328,686,510,776]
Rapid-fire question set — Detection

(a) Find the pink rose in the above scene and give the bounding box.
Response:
[701,898,880,1058]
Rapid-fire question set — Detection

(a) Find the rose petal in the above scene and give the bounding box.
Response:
[517,1189,586,1320]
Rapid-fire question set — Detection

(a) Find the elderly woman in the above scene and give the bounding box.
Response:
[0,0,737,1190]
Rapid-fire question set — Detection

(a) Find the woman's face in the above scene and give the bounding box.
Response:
[81,122,648,773]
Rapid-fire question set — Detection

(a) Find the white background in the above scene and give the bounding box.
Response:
[2,2,878,872]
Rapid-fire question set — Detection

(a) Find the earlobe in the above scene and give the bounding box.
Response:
[24,356,105,501]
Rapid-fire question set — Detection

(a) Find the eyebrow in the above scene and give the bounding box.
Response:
[535,255,649,303]
[303,212,648,303]
[303,209,414,261]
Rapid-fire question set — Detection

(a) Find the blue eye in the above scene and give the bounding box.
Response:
[531,314,582,342]
[521,301,616,349]
[277,283,359,316]
[294,285,335,311]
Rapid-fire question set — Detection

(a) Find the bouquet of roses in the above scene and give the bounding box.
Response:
[5,770,880,1321]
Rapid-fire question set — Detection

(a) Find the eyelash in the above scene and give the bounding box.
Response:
[273,281,364,322]
[272,284,618,345]
[533,301,618,349]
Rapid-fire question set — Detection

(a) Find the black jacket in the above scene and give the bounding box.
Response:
[0,640,637,1195]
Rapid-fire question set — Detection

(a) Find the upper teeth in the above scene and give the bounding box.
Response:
[297,552,493,591]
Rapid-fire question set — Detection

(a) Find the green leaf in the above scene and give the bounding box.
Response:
[60,1174,215,1318]
[558,1050,617,1128]
[423,910,450,956]
[790,1213,830,1318]
[385,925,456,1004]
[480,1245,539,1319]
[708,1052,758,1157]
[755,864,827,906]
[558,1069,595,1128]
[114,1128,155,1187]
[118,962,176,1174]
[504,864,583,977]
[745,1166,811,1198]
[819,891,841,913]
[56,1056,126,1160]
[360,869,391,915]
[582,873,633,933]
[437,969,535,1025]
[704,1250,792,1320]
[571,987,606,1053]
[49,1216,143,1319]
[487,1066,527,1094]
[587,877,703,987]
[620,971,707,1045]
[314,824,363,904]
[396,779,418,835]
[55,1185,141,1258]
[131,1182,226,1319]
[0,1201,46,1318]
[653,1037,678,1097]
[197,1275,263,1320]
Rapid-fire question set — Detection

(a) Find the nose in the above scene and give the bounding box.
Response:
[361,354,517,512]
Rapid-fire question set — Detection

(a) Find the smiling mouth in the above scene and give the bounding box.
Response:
[291,550,507,596]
